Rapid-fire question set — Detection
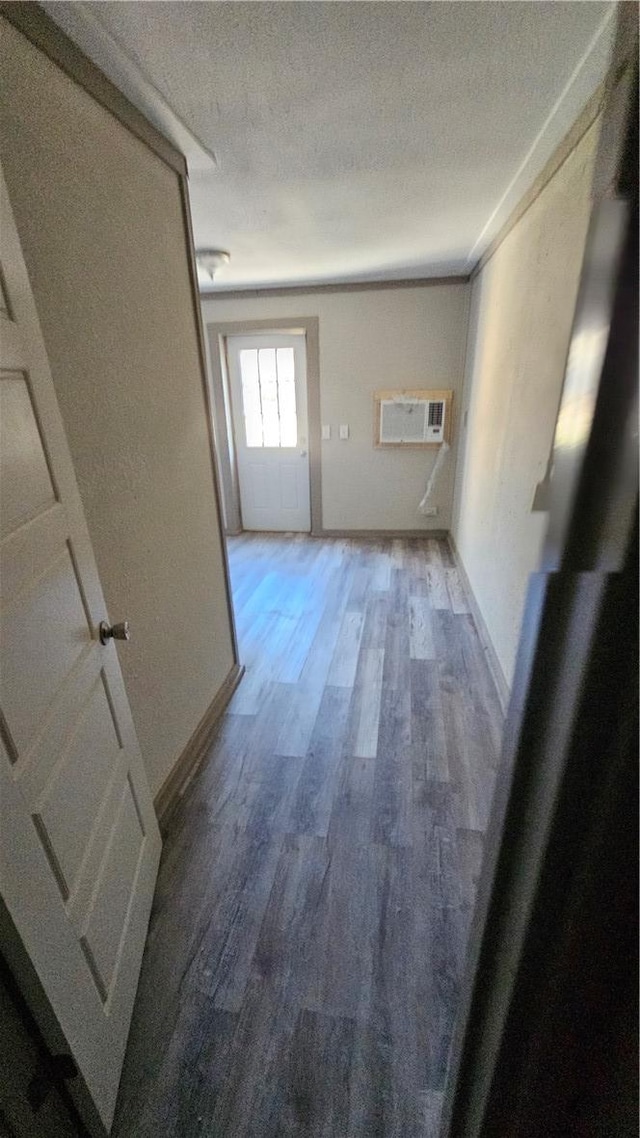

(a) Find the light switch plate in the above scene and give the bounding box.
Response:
[339,424,349,440]
[321,424,331,440]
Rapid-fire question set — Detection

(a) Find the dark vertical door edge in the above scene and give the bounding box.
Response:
[442,14,638,1137]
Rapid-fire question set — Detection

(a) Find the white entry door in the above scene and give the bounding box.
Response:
[227,333,311,531]
[0,169,161,1132]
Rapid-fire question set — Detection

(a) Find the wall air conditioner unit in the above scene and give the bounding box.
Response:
[374,389,453,447]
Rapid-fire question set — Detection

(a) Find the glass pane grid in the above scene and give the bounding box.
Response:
[239,345,298,448]
[239,349,263,448]
[276,347,297,448]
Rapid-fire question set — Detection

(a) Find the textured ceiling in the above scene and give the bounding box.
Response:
[46,1,615,290]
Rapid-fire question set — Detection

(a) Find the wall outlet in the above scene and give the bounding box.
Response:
[339,424,349,440]
[321,424,331,440]
[422,505,438,516]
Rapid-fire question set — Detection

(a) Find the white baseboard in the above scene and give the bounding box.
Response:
[314,528,449,540]
[154,663,245,828]
[447,534,510,714]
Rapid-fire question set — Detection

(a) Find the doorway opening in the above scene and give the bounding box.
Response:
[206,319,325,712]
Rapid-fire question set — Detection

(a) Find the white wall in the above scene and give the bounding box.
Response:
[0,21,236,798]
[202,284,469,531]
[452,119,600,689]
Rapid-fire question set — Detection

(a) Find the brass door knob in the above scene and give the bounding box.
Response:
[99,620,130,645]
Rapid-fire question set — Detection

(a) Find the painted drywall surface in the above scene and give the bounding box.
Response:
[0,21,235,797]
[452,120,600,689]
[202,285,469,531]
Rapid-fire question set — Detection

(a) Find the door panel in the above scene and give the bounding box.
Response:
[0,370,57,535]
[247,461,271,511]
[227,334,311,532]
[2,543,91,754]
[82,776,146,1001]
[0,167,161,1132]
[280,461,300,511]
[34,674,122,898]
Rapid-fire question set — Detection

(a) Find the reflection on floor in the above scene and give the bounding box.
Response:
[113,534,504,1138]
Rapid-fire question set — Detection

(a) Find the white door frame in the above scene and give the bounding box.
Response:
[205,318,323,536]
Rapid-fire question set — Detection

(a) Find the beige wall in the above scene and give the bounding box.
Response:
[0,21,235,797]
[202,284,469,531]
[452,119,600,689]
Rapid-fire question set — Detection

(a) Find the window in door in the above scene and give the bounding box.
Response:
[239,346,298,448]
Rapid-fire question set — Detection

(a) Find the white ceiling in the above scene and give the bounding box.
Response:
[45,1,615,292]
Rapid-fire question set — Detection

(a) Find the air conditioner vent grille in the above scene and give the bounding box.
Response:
[428,400,444,428]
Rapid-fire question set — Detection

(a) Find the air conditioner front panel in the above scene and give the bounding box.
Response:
[380,400,428,443]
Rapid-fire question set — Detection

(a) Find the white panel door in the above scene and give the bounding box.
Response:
[0,168,161,1132]
[227,333,311,531]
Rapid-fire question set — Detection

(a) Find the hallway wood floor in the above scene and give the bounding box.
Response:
[113,534,504,1138]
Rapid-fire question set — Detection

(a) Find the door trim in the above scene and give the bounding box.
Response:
[206,318,322,535]
[179,188,240,663]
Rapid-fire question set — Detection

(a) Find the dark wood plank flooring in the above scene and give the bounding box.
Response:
[113,535,503,1138]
